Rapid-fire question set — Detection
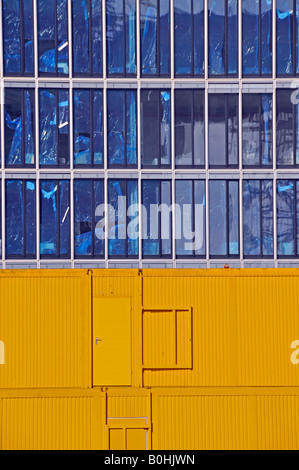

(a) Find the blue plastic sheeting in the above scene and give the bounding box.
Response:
[39,90,69,166]
[227,0,238,74]
[74,180,104,257]
[209,0,225,75]
[174,0,204,76]
[40,180,70,256]
[5,180,36,257]
[72,0,102,75]
[126,91,137,165]
[243,180,273,257]
[141,0,170,76]
[3,0,34,75]
[38,0,69,75]
[106,0,136,75]
[261,0,272,74]
[141,1,158,74]
[276,90,294,166]
[142,180,171,256]
[209,181,239,256]
[277,180,295,255]
[5,89,35,166]
[175,180,206,256]
[108,180,138,256]
[277,0,293,75]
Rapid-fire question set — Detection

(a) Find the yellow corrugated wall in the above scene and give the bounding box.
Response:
[0,268,299,449]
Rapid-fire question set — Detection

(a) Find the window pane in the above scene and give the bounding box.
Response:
[262,180,273,256]
[227,94,239,166]
[193,0,204,75]
[243,180,261,256]
[142,180,159,256]
[93,91,103,165]
[209,0,225,75]
[126,91,137,165]
[60,180,70,256]
[94,180,104,256]
[194,91,205,166]
[3,0,21,74]
[261,94,273,166]
[108,90,125,165]
[108,180,127,256]
[209,94,226,166]
[228,181,239,255]
[161,91,171,165]
[58,90,69,166]
[141,90,159,166]
[227,0,238,74]
[209,180,227,256]
[141,0,158,75]
[74,90,91,165]
[277,0,293,75]
[161,181,171,255]
[160,0,170,75]
[276,90,294,166]
[277,180,295,256]
[174,0,191,75]
[175,91,193,166]
[74,180,92,256]
[127,180,138,256]
[72,0,90,74]
[39,90,57,165]
[243,94,260,166]
[242,0,259,75]
[261,0,272,75]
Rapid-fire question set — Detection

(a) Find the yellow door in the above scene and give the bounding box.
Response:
[93,298,131,386]
[107,419,149,450]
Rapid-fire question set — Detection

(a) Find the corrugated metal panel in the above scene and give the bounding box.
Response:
[0,270,91,389]
[0,396,103,450]
[142,270,299,387]
[107,390,150,419]
[152,392,299,450]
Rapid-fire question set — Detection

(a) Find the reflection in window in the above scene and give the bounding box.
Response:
[141,90,171,167]
[39,89,70,167]
[38,0,69,76]
[276,0,299,75]
[74,180,104,258]
[3,0,34,76]
[5,88,35,167]
[277,180,297,256]
[74,89,103,167]
[106,0,136,76]
[140,0,170,76]
[108,180,138,257]
[175,90,205,168]
[175,180,206,257]
[174,0,204,76]
[243,0,272,76]
[209,180,239,257]
[40,180,70,258]
[209,94,238,168]
[142,180,172,257]
[108,90,137,167]
[5,180,36,258]
[276,89,299,167]
[243,180,273,258]
[209,0,238,76]
[72,0,102,76]
[242,93,272,167]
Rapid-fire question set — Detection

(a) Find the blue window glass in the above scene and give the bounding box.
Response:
[243,0,272,76]
[209,0,238,76]
[5,180,36,258]
[174,0,204,77]
[106,0,136,76]
[108,179,138,257]
[40,180,70,258]
[175,90,205,168]
[277,180,295,256]
[38,0,69,76]
[242,93,273,167]
[209,180,239,257]
[72,0,102,76]
[175,180,206,257]
[3,0,34,76]
[107,90,137,167]
[243,180,273,257]
[140,0,170,76]
[4,88,35,167]
[141,90,171,167]
[39,89,69,167]
[276,89,295,166]
[209,94,239,168]
[74,89,103,167]
[276,0,293,75]
[74,179,104,258]
[142,180,172,257]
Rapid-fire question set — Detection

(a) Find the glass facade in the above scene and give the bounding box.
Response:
[1,1,299,269]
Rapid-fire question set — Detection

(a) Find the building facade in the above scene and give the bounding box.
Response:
[1,0,299,270]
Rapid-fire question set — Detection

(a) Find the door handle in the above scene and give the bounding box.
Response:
[95,337,103,345]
